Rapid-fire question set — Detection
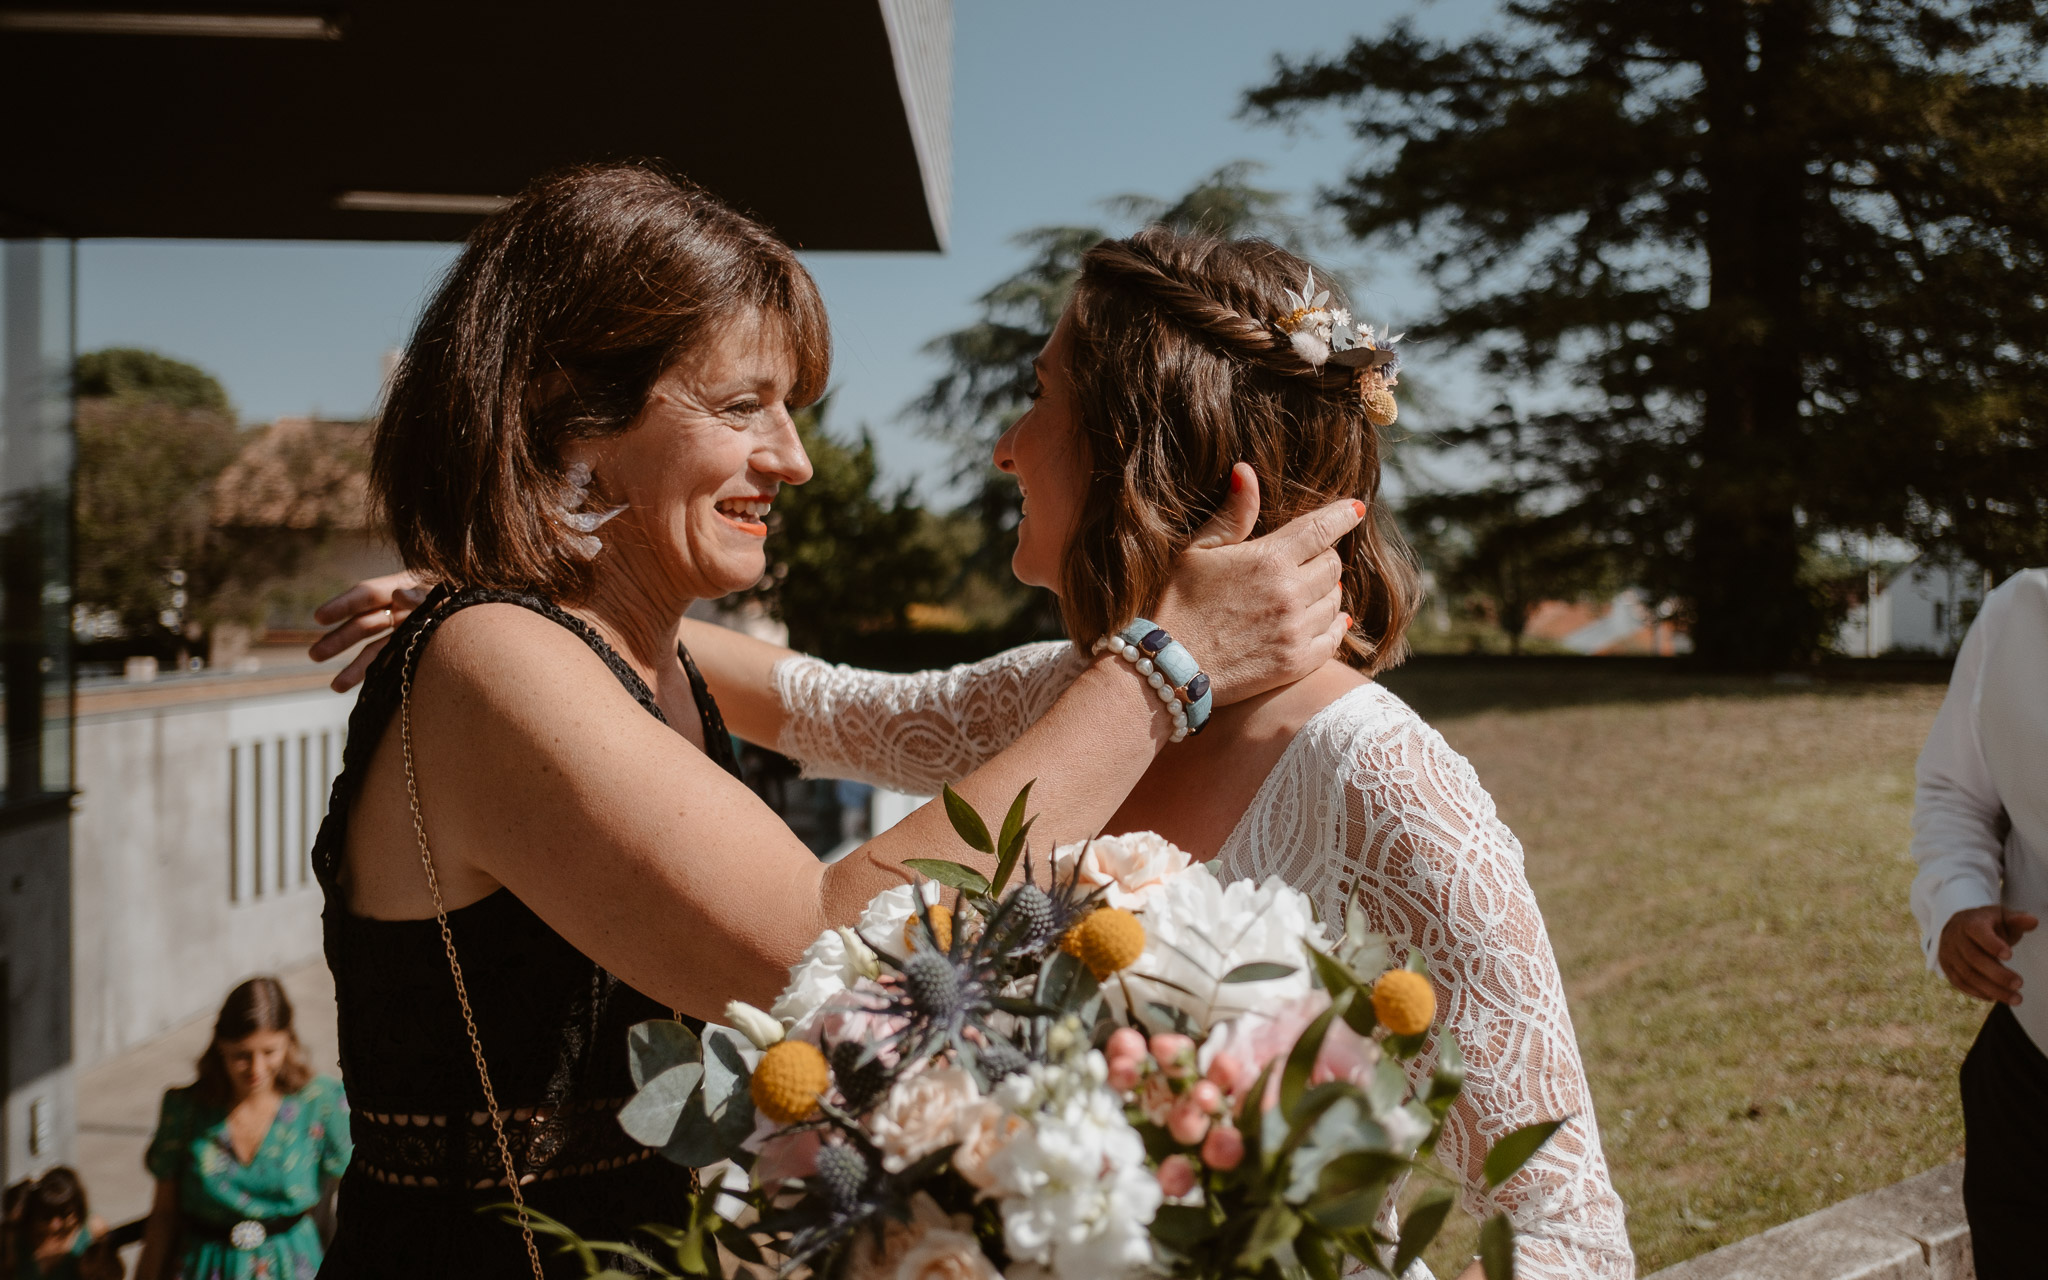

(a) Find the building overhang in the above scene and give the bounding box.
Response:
[0,0,951,249]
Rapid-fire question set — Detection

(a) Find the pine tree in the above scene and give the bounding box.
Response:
[1248,0,2048,667]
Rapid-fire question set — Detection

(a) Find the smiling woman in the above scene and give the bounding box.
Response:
[307,163,1365,1277]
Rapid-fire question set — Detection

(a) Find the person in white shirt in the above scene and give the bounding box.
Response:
[1909,567,2048,1279]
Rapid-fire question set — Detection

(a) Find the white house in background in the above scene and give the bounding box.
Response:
[1836,559,1990,657]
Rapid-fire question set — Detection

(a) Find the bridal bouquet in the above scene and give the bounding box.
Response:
[539,786,1559,1280]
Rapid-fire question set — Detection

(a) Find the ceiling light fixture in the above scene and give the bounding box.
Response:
[0,11,341,39]
[334,191,511,216]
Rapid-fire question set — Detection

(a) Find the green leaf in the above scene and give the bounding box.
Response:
[1316,1150,1409,1199]
[1223,961,1301,984]
[1484,1118,1567,1188]
[1281,991,1350,1119]
[1426,1032,1466,1117]
[1038,949,1100,1011]
[627,1019,702,1090]
[1303,1185,1388,1235]
[1297,1226,1341,1280]
[713,1223,764,1267]
[1480,1212,1516,1280]
[1341,992,1379,1038]
[1392,1187,1455,1276]
[991,782,1034,895]
[941,784,995,853]
[617,1062,705,1146]
[1405,949,1430,977]
[902,859,991,895]
[1149,1203,1218,1252]
[1244,1201,1303,1266]
[1307,947,1359,996]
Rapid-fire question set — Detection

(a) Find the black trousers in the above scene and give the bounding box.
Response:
[1961,1002,2048,1278]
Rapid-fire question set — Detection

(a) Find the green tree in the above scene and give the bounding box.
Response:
[1248,0,2048,668]
[742,404,951,661]
[1408,485,1615,653]
[913,163,1311,632]
[71,354,242,644]
[75,347,233,414]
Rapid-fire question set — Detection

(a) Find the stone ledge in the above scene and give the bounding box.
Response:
[1648,1163,1971,1280]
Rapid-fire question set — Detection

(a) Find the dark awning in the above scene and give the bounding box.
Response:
[0,0,952,249]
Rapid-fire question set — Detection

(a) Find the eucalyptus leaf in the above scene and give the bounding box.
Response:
[1307,947,1358,996]
[1480,1212,1517,1280]
[1281,992,1348,1119]
[1303,1183,1388,1234]
[1037,950,1099,1011]
[1223,961,1301,984]
[1367,1057,1408,1117]
[1484,1118,1567,1188]
[1392,1188,1456,1276]
[618,1061,705,1146]
[1244,1201,1303,1266]
[701,1027,754,1115]
[941,784,995,853]
[902,859,991,895]
[627,1019,702,1090]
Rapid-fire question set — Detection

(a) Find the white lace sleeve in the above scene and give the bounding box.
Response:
[771,642,1086,795]
[1337,705,1633,1278]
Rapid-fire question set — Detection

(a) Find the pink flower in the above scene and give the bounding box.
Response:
[869,1066,980,1173]
[1140,1072,1177,1126]
[1106,1027,1147,1064]
[1157,1154,1197,1198]
[1198,992,1379,1111]
[1201,1124,1245,1171]
[1105,1055,1142,1092]
[951,1101,1027,1193]
[1051,832,1192,909]
[1189,1080,1223,1115]
[1168,1095,1211,1145]
[1149,1033,1195,1075]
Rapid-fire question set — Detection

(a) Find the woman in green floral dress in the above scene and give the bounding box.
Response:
[135,978,350,1280]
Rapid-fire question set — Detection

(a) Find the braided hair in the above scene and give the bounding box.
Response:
[1058,227,1420,673]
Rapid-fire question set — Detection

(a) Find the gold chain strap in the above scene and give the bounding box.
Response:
[398,622,548,1280]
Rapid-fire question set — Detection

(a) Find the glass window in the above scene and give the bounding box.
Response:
[1,238,75,807]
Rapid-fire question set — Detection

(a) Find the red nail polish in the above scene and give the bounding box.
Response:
[1230,470,1243,494]
[1339,613,1351,630]
[1351,500,1366,518]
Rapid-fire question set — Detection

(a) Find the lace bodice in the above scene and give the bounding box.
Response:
[775,644,1634,1278]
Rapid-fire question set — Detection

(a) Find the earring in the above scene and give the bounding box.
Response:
[554,461,627,558]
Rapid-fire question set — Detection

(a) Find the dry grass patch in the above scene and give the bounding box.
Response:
[1371,663,1982,1275]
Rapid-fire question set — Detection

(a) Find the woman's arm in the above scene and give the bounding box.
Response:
[1342,722,1634,1279]
[382,493,1363,1022]
[131,1180,179,1280]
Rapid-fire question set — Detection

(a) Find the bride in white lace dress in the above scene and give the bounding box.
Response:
[317,228,1632,1278]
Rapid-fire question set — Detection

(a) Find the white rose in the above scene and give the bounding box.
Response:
[953,1100,1028,1191]
[857,881,948,954]
[769,927,858,1032]
[1116,870,1324,1031]
[870,1065,981,1173]
[1051,832,1192,910]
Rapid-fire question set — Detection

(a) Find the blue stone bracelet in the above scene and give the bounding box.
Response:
[1090,617,1213,741]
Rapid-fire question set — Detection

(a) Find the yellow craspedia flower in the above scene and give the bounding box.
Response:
[1372,969,1435,1036]
[1072,907,1146,980]
[750,1039,830,1125]
[903,903,954,952]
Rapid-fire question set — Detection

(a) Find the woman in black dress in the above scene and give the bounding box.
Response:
[309,163,1362,1276]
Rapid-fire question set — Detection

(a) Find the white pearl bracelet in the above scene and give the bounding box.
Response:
[1091,633,1192,743]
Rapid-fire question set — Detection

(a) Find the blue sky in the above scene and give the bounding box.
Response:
[77,0,1495,499]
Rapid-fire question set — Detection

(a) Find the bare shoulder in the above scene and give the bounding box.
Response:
[410,602,644,721]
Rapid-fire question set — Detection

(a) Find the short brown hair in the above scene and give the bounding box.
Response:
[1059,228,1421,673]
[374,163,830,597]
[194,976,313,1106]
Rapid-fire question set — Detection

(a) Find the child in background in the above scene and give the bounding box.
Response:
[1,1167,120,1280]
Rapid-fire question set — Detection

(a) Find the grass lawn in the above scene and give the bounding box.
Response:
[1371,660,1982,1276]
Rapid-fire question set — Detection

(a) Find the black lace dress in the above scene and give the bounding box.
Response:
[311,587,739,1277]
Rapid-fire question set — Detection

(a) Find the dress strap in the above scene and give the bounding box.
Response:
[678,642,742,780]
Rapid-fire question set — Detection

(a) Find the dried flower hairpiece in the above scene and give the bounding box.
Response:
[1272,269,1404,427]
[555,460,627,559]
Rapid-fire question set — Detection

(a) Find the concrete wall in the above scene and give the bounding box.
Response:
[70,674,352,1071]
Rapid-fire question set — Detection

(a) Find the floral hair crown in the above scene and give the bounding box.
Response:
[1272,269,1403,427]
